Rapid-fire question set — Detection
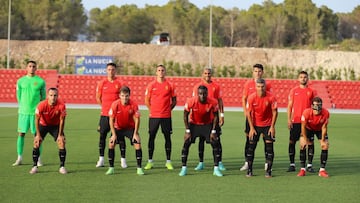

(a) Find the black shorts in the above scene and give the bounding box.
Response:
[38,124,62,141]
[305,129,328,142]
[289,123,301,142]
[148,118,172,135]
[189,124,214,144]
[98,116,110,134]
[115,129,137,145]
[250,126,275,142]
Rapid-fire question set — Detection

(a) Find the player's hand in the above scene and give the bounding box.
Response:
[184,132,191,141]
[210,132,218,142]
[219,117,224,127]
[34,135,42,148]
[287,121,293,130]
[299,136,307,149]
[320,140,328,149]
[110,136,117,144]
[248,128,256,141]
[132,133,140,144]
[269,127,276,141]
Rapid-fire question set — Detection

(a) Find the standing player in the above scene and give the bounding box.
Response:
[13,60,46,166]
[192,68,225,171]
[297,97,330,178]
[144,64,177,170]
[95,63,127,168]
[245,78,277,178]
[179,85,223,177]
[287,71,317,172]
[240,64,272,171]
[29,88,67,174]
[105,86,144,175]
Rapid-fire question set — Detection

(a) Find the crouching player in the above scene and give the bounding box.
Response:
[245,78,278,178]
[179,85,223,177]
[105,86,144,175]
[29,88,67,174]
[297,97,330,178]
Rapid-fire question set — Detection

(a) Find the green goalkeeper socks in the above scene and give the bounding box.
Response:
[17,136,25,156]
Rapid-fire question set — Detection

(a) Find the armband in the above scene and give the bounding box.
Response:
[185,129,190,133]
[220,113,224,117]
[211,130,216,134]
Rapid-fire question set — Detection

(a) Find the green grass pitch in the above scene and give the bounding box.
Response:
[0,107,359,202]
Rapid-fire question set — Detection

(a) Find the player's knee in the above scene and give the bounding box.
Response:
[57,138,65,149]
[134,143,141,150]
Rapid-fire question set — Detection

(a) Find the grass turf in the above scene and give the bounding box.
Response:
[0,108,359,203]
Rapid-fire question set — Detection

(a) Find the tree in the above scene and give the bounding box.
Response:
[0,0,87,40]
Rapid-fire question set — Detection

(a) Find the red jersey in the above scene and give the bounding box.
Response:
[288,86,317,123]
[35,99,67,126]
[109,99,140,130]
[184,97,218,125]
[301,108,330,131]
[145,79,176,118]
[96,77,125,116]
[246,92,277,127]
[192,80,222,100]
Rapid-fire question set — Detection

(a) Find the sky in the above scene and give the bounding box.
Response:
[81,0,360,13]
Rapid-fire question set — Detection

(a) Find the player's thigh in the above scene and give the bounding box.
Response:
[98,116,110,134]
[289,123,301,142]
[148,118,161,134]
[160,118,173,134]
[17,114,31,134]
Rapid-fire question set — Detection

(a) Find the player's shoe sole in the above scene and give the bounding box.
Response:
[194,162,204,171]
[12,159,22,166]
[137,168,144,175]
[29,166,38,174]
[179,167,187,176]
[297,169,306,177]
[59,167,67,174]
[144,162,154,170]
[105,167,114,175]
[165,162,174,170]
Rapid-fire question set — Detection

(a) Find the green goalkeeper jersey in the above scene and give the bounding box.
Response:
[16,75,46,115]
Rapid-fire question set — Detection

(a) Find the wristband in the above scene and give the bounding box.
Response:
[185,129,190,133]
[211,130,216,134]
[220,113,224,117]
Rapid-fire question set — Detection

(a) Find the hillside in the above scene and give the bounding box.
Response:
[1,40,359,77]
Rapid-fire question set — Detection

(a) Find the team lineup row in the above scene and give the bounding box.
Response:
[13,61,330,178]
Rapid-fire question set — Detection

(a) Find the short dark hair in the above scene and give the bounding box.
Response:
[312,96,322,104]
[256,78,266,85]
[157,64,166,69]
[198,85,208,92]
[299,70,308,76]
[120,86,131,95]
[48,87,58,92]
[107,62,117,68]
[253,64,263,70]
[27,60,37,66]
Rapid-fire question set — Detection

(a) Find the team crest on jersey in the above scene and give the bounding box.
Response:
[165,85,169,90]
[265,101,269,106]
[129,109,133,114]
[33,82,38,86]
